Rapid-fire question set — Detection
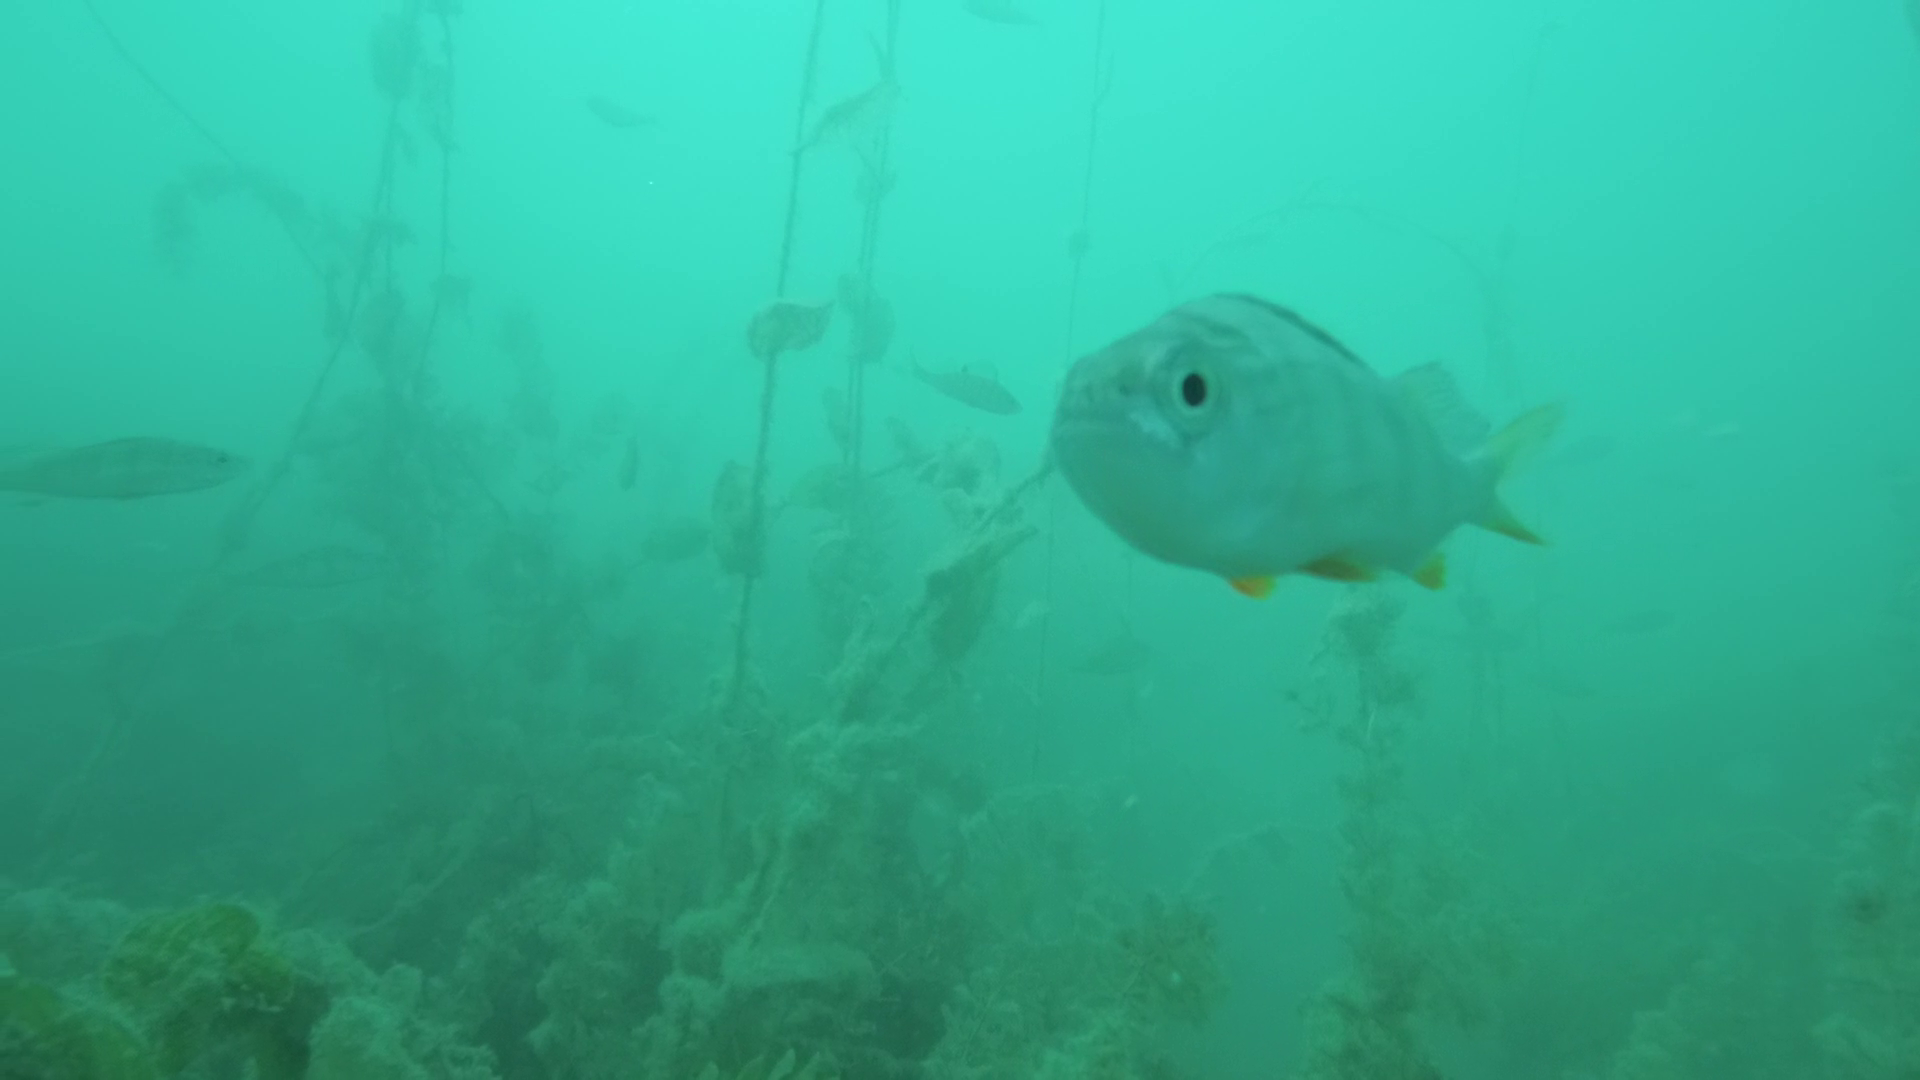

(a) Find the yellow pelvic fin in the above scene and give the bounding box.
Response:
[1412,552,1447,590]
[1302,556,1379,583]
[1475,402,1564,547]
[1229,575,1277,599]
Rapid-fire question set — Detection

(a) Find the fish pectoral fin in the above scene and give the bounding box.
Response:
[1412,552,1447,590]
[1302,555,1379,583]
[1228,575,1278,599]
[1391,363,1491,455]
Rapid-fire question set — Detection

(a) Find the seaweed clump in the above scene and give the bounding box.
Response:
[0,973,157,1080]
[0,901,329,1080]
[101,902,331,1079]
[1291,590,1517,1080]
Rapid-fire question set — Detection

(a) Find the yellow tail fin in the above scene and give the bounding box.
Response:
[1476,404,1563,546]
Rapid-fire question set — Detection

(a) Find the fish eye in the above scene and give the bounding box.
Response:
[1179,372,1208,409]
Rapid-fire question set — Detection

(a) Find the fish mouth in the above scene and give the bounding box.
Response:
[1050,414,1176,523]
[1048,409,1143,474]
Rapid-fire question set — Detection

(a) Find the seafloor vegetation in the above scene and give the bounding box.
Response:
[7,1,1919,1078]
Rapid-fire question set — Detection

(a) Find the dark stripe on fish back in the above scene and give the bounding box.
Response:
[1212,294,1371,369]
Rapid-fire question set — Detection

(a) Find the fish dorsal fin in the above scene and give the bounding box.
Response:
[1391,363,1492,455]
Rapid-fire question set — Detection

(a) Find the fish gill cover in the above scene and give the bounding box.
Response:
[1,1,1917,1079]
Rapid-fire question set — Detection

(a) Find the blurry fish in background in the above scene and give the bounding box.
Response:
[618,434,640,491]
[799,65,899,154]
[964,0,1041,25]
[638,517,710,563]
[746,297,835,362]
[234,544,393,589]
[586,94,654,129]
[1072,625,1151,676]
[908,355,1022,415]
[0,437,248,500]
[1052,294,1561,599]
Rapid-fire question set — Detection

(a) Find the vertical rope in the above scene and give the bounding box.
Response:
[845,0,904,474]
[1034,0,1113,775]
[728,0,831,706]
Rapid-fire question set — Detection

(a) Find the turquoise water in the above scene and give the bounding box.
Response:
[2,1,1917,1077]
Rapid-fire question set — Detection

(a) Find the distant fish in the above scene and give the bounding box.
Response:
[618,435,640,491]
[799,77,899,153]
[964,0,1041,24]
[0,438,248,500]
[236,544,391,589]
[586,95,654,130]
[909,357,1021,415]
[1051,294,1562,599]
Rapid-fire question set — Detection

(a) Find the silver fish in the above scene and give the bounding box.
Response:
[618,435,640,491]
[238,545,391,589]
[586,95,654,129]
[910,358,1021,415]
[1050,294,1561,598]
[0,437,248,500]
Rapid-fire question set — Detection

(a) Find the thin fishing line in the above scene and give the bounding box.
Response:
[729,0,830,704]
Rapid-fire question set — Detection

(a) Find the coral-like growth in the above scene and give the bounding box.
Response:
[100,902,330,1079]
[1819,757,1920,1079]
[1113,895,1227,1029]
[0,974,157,1080]
[694,1047,842,1080]
[1292,589,1517,1080]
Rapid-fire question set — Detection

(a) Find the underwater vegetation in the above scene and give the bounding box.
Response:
[6,0,1920,1079]
[2,902,325,1080]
